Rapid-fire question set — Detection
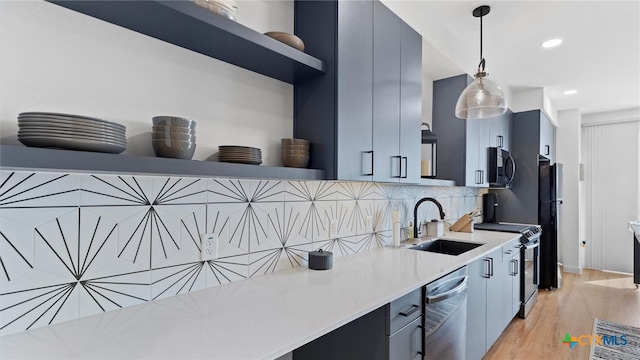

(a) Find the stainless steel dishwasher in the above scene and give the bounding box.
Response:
[423,266,468,359]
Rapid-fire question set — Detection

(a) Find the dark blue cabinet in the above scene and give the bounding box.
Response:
[399,19,423,183]
[295,0,422,182]
[294,0,374,181]
[433,74,493,187]
[488,109,513,152]
[373,1,401,182]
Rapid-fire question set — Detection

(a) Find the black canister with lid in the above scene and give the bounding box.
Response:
[308,249,333,270]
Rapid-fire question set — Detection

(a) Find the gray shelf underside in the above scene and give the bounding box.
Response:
[47,0,326,84]
[0,145,325,180]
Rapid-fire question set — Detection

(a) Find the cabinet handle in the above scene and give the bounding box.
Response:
[489,257,494,277]
[401,157,408,178]
[392,155,402,178]
[483,258,491,278]
[544,145,550,156]
[509,259,519,276]
[475,170,482,184]
[362,151,374,176]
[497,135,504,148]
[398,304,420,317]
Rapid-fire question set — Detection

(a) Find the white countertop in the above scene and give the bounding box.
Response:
[0,230,520,360]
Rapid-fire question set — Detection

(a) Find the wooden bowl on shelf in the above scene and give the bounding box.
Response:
[264,32,305,51]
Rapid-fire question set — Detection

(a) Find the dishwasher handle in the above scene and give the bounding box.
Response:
[426,276,468,304]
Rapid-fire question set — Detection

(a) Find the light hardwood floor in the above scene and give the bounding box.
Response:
[484,269,640,360]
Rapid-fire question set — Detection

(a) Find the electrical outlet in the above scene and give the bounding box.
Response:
[200,233,218,261]
[329,219,338,238]
[365,216,373,232]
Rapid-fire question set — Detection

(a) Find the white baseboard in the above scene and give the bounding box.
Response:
[601,269,634,276]
[581,266,633,276]
[563,265,582,274]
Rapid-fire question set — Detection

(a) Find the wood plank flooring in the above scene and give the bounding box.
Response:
[484,269,640,360]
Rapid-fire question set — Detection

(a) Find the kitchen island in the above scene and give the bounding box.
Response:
[0,230,520,359]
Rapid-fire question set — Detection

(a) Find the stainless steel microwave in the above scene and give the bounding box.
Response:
[488,147,516,187]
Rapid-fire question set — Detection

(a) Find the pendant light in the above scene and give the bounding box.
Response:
[455,5,507,119]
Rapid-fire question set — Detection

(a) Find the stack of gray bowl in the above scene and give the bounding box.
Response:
[151,116,196,160]
[281,138,310,167]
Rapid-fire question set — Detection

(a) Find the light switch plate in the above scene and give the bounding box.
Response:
[200,233,218,261]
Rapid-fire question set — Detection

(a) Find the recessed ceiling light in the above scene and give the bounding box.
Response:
[564,90,578,95]
[542,39,563,48]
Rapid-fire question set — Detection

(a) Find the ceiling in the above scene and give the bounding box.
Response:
[382,1,640,116]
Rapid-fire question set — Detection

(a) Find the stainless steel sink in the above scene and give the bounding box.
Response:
[409,239,483,256]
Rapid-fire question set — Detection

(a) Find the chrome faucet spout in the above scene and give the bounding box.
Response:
[413,197,446,238]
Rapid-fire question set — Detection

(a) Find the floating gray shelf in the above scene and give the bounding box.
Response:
[47,0,326,84]
[0,145,325,180]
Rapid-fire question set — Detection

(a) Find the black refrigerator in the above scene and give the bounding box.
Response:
[490,155,563,290]
[538,157,563,289]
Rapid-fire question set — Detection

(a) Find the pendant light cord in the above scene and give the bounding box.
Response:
[478,13,486,74]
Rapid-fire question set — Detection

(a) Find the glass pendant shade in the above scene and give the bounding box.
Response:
[455,74,507,119]
[455,5,508,119]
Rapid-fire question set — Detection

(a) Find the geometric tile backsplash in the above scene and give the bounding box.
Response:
[0,170,482,336]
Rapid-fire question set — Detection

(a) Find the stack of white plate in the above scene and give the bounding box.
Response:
[192,0,238,21]
[17,112,126,153]
[219,146,262,165]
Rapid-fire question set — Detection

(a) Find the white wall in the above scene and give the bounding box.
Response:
[556,109,581,273]
[510,88,558,126]
[0,0,294,166]
[582,107,640,126]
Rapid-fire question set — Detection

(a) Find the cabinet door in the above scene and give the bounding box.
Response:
[372,1,401,182]
[432,74,473,185]
[388,317,423,360]
[466,256,488,360]
[465,119,489,187]
[485,248,505,349]
[464,119,480,186]
[539,111,555,162]
[500,110,513,152]
[487,116,500,148]
[477,119,490,187]
[510,253,521,318]
[497,256,513,331]
[488,111,511,151]
[399,21,422,183]
[336,0,374,181]
[293,306,387,360]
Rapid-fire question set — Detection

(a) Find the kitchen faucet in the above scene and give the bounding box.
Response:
[413,197,446,238]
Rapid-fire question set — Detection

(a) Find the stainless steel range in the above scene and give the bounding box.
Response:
[474,222,542,318]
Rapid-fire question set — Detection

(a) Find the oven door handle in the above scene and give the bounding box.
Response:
[426,276,468,304]
[524,239,540,250]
